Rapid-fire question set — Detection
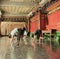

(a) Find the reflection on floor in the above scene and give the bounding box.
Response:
[0,36,60,59]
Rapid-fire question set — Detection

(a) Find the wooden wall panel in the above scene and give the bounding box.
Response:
[30,11,40,32]
[1,22,26,35]
[46,10,60,30]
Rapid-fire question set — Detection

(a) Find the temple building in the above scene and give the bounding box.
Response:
[0,0,60,59]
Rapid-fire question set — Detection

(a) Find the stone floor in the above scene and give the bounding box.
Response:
[0,37,60,59]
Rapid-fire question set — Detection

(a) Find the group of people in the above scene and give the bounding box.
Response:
[9,27,27,48]
[9,27,42,49]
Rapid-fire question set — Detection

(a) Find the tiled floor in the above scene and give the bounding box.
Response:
[1,37,60,59]
[0,37,49,59]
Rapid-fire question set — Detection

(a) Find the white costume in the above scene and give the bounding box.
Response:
[24,30,27,36]
[23,30,28,45]
[10,28,18,37]
[10,28,18,50]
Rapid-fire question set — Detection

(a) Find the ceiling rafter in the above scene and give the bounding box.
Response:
[24,8,29,13]
[0,2,37,7]
[16,6,20,14]
[1,0,37,2]
[0,6,33,14]
[0,0,39,16]
[3,13,28,16]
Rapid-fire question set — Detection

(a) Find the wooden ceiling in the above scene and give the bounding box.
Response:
[0,0,39,16]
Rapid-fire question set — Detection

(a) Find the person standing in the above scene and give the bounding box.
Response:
[9,28,18,50]
[23,28,28,45]
[17,28,22,46]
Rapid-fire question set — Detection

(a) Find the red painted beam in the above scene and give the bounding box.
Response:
[46,0,60,11]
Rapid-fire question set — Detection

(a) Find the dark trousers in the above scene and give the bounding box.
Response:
[17,35,23,45]
[17,34,20,45]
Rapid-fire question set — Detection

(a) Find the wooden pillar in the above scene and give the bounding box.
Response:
[27,19,30,32]
[38,11,40,29]
[26,17,30,32]
[0,11,2,36]
[0,18,1,36]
